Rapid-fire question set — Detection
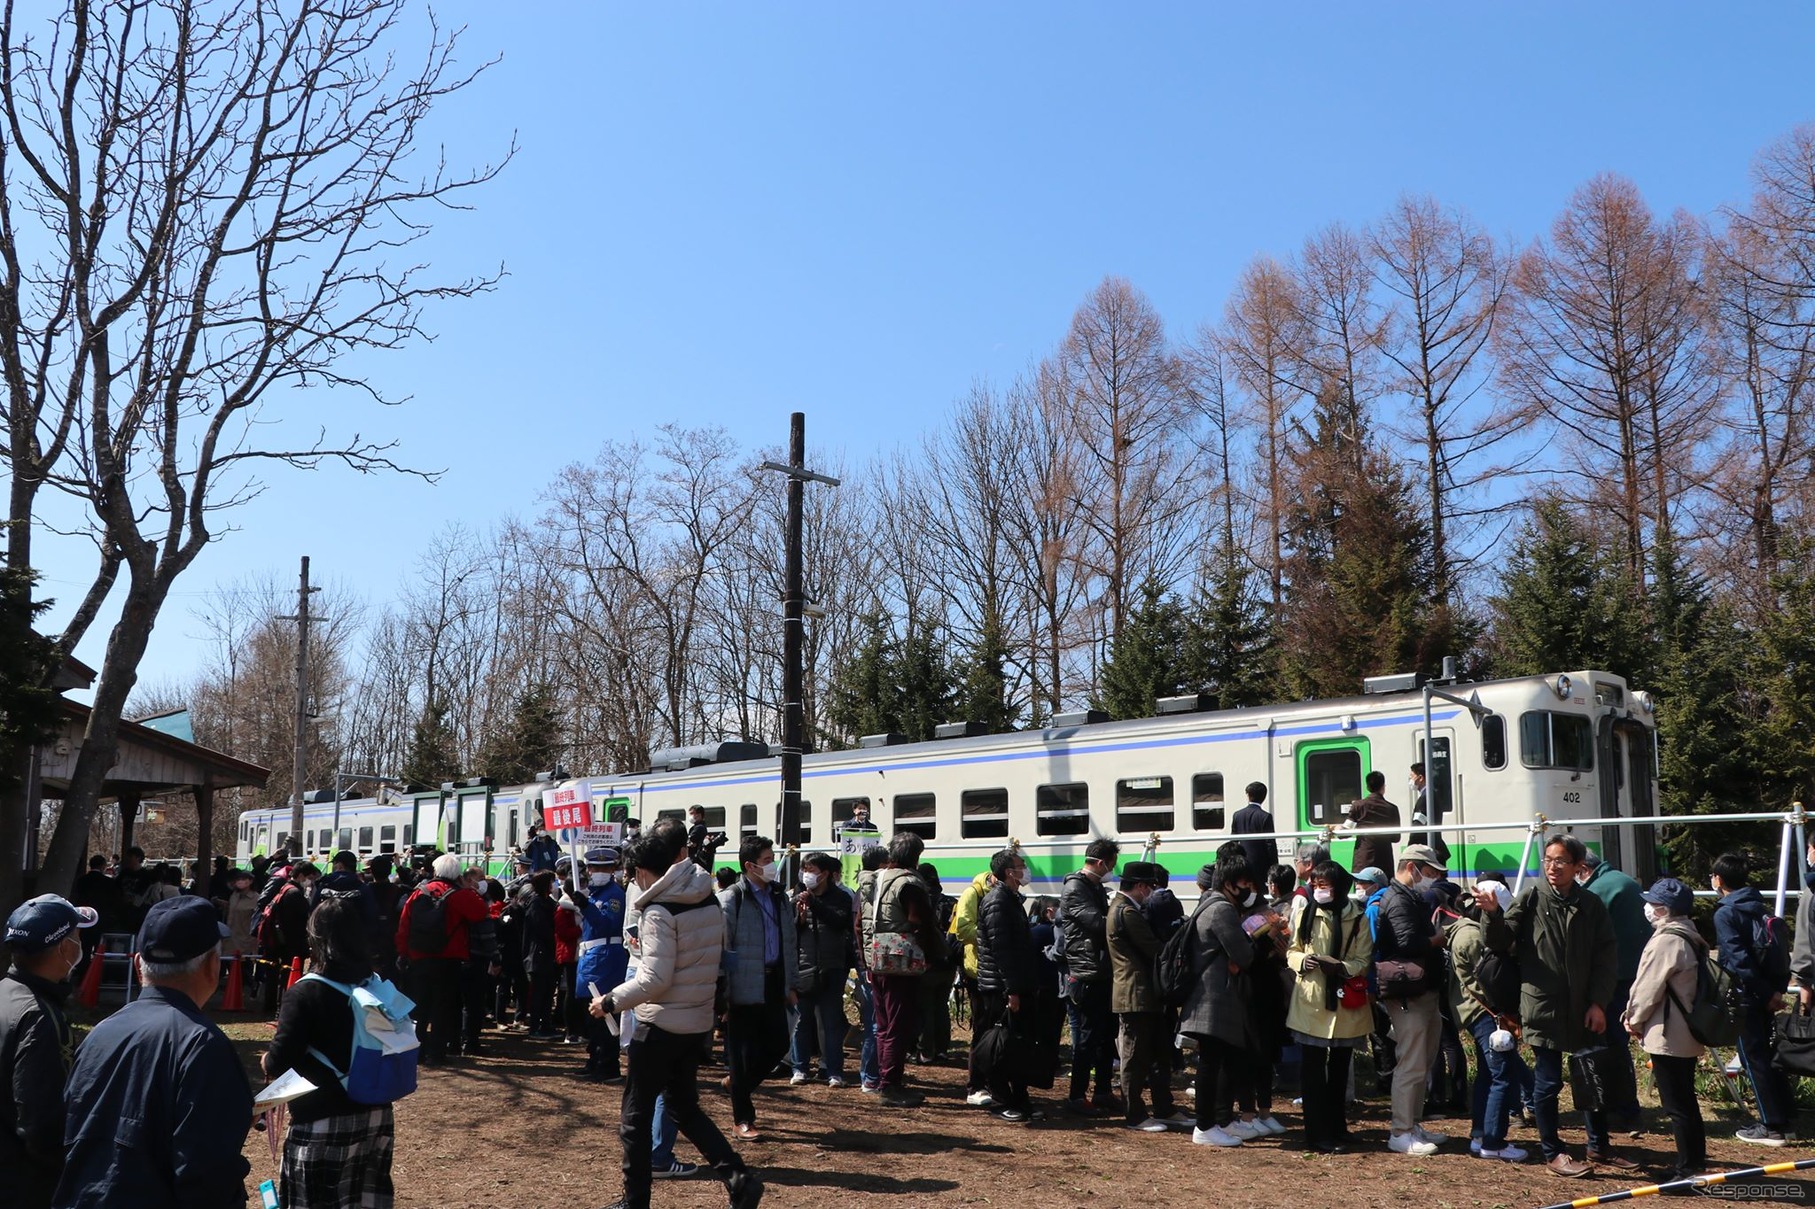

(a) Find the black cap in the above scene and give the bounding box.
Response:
[1120,861,1161,888]
[136,896,230,964]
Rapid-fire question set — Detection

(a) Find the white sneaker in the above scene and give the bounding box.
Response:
[1255,1115,1287,1136]
[1224,1119,1265,1140]
[1469,1138,1483,1155]
[1192,1125,1243,1147]
[1127,1118,1169,1132]
[789,1071,811,1086]
[1389,1132,1438,1156]
[826,1077,848,1088]
[1476,1144,1528,1162]
[1413,1125,1449,1146]
[965,1090,995,1107]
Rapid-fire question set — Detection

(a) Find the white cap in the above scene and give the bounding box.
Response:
[1475,881,1513,911]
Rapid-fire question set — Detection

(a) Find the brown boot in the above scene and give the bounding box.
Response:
[1546,1154,1593,1178]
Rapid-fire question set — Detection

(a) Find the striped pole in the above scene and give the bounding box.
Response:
[1536,1155,1815,1209]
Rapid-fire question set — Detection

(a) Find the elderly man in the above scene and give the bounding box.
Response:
[1106,861,1187,1133]
[720,835,799,1139]
[55,896,252,1209]
[2,895,96,1208]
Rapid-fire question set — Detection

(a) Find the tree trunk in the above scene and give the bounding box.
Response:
[195,784,215,884]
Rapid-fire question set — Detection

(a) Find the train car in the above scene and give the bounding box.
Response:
[235,668,1659,892]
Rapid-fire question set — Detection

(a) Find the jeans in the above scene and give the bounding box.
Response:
[1651,1052,1706,1176]
[1066,978,1116,1102]
[1739,996,1794,1130]
[873,973,922,1088]
[1466,1014,1512,1150]
[1385,992,1441,1133]
[525,965,555,1034]
[855,972,881,1087]
[1532,1044,1609,1159]
[619,1023,746,1209]
[790,980,850,1079]
[1299,1042,1354,1148]
[650,1094,679,1168]
[727,965,791,1125]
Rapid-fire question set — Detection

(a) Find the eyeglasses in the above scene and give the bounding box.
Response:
[1541,857,1576,869]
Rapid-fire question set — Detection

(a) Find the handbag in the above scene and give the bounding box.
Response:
[868,871,927,976]
[1566,1045,1628,1114]
[973,1002,1057,1090]
[1774,1005,1815,1077]
[1375,958,1430,1000]
[1338,974,1371,1010]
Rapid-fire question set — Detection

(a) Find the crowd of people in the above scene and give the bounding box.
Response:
[6,784,1815,1208]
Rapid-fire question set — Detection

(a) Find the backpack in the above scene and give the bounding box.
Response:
[406,883,452,956]
[297,973,420,1104]
[1666,944,1742,1048]
[1471,948,1523,1019]
[1156,897,1215,1010]
[256,883,298,955]
[1754,914,1793,985]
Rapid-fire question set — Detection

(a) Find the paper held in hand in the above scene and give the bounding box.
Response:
[588,981,620,1035]
[253,1067,317,1109]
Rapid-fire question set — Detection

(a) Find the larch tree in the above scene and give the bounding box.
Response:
[1222,256,1308,607]
[1,0,507,902]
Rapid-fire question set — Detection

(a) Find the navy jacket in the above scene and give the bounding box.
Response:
[1715,886,1782,1000]
[1,970,73,1209]
[54,987,253,1209]
[1231,802,1278,878]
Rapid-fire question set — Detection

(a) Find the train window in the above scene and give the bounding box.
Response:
[1520,711,1594,771]
[402,824,414,847]
[696,806,727,829]
[657,808,686,822]
[961,788,1009,839]
[240,820,249,841]
[1116,777,1175,832]
[800,800,811,843]
[1036,782,1090,836]
[257,824,270,852]
[892,793,935,840]
[740,804,758,836]
[380,825,397,852]
[1192,774,1226,830]
[276,832,290,852]
[831,798,870,827]
[1482,715,1507,770]
[338,827,353,852]
[358,826,374,851]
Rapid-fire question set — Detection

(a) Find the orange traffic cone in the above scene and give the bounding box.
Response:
[286,956,305,989]
[222,955,244,1011]
[77,940,106,1008]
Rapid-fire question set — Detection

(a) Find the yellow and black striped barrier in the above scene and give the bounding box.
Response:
[1537,1155,1815,1209]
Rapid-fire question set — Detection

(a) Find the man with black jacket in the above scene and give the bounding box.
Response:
[1231,784,1277,883]
[977,848,1040,1122]
[1059,838,1119,1115]
[1375,844,1449,1158]
[2,895,94,1208]
[1711,853,1796,1146]
[790,851,856,1086]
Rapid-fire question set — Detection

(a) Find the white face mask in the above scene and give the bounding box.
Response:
[1241,889,1259,909]
[751,860,775,884]
[802,871,822,890]
[1313,888,1335,905]
[1644,903,1671,926]
[589,873,612,888]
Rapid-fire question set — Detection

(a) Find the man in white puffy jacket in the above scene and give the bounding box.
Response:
[592,818,763,1209]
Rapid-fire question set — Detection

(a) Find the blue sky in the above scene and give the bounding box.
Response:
[30,3,1815,690]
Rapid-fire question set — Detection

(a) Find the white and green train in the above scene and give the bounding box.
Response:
[237,669,1662,890]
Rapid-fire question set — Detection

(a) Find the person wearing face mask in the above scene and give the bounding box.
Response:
[1106,862,1189,1132]
[1181,857,1259,1148]
[2,894,96,1208]
[567,848,630,1083]
[718,835,800,1139]
[261,859,320,1012]
[1619,877,1710,1181]
[1575,850,1647,1134]
[975,849,1044,1121]
[590,818,763,1209]
[1059,838,1121,1116]
[1285,862,1373,1154]
[1712,853,1796,1147]
[1374,844,1450,1156]
[1479,833,1627,1178]
[790,852,856,1087]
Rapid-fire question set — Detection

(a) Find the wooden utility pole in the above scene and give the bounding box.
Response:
[280,556,318,858]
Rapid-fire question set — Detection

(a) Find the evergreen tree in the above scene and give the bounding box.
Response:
[401,698,461,788]
[472,684,562,785]
[1488,499,1647,678]
[1752,534,1815,810]
[1097,580,1192,719]
[893,615,956,742]
[821,612,954,745]
[1277,383,1456,698]
[952,605,1018,733]
[822,613,895,746]
[1184,553,1277,710]
[0,568,59,802]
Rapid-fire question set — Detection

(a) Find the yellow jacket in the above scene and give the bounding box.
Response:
[950,871,995,979]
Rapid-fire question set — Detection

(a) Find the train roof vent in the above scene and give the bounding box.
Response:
[1156,693,1210,716]
[1363,672,1425,695]
[306,788,337,803]
[1051,709,1110,727]
[858,732,910,749]
[933,721,990,740]
[648,741,770,771]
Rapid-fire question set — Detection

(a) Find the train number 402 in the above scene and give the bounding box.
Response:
[1562,791,1582,804]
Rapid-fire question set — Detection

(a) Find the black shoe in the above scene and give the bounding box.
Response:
[728,1171,764,1209]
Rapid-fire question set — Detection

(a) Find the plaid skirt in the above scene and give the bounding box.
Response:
[281,1105,396,1209]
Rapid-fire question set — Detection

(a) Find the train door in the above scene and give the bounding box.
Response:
[1296,737,1370,869]
[1416,729,1456,870]
[1596,717,1658,884]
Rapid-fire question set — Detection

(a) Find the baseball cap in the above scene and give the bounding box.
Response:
[5,894,97,952]
[1354,866,1390,887]
[1401,844,1446,871]
[136,896,230,964]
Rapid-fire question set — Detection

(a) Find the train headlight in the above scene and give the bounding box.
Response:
[1553,674,1572,700]
[1636,691,1655,714]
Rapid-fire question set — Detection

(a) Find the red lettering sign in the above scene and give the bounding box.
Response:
[544,786,593,832]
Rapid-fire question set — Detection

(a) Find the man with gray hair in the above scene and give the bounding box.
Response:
[54,896,252,1208]
[1294,843,1330,887]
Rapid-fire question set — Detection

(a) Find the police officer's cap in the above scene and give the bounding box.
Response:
[585,847,621,867]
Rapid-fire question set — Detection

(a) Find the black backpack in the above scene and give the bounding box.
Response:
[1472,947,1523,1018]
[1156,897,1214,1010]
[1755,913,1793,985]
[407,884,452,955]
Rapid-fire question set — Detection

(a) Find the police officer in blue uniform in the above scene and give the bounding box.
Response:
[568,846,629,1081]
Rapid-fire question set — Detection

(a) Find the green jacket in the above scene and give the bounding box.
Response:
[1444,916,1493,1030]
[1582,863,1649,996]
[1483,881,1618,1052]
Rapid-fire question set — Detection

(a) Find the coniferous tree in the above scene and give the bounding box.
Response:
[1185,554,1277,709]
[0,568,59,802]
[1752,535,1815,810]
[893,615,956,742]
[952,605,1018,734]
[401,698,461,788]
[473,684,562,785]
[822,614,895,746]
[1488,500,1648,678]
[1097,580,1191,720]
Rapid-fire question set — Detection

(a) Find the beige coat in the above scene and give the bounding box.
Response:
[1621,917,1706,1059]
[610,859,724,1036]
[1284,895,1375,1042]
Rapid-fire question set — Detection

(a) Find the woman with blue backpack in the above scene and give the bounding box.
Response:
[264,896,416,1208]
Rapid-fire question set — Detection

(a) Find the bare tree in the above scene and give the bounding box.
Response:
[1222,256,1308,605]
[0,0,507,899]
[1369,195,1515,605]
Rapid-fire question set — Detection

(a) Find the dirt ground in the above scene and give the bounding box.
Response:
[179,1005,1811,1209]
